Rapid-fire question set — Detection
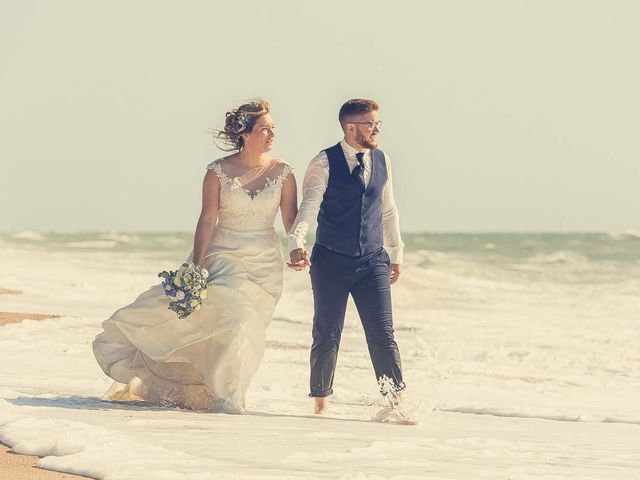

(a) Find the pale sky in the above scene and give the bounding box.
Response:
[1,0,639,232]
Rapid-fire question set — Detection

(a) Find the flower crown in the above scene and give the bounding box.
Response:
[233,113,252,134]
[229,102,261,134]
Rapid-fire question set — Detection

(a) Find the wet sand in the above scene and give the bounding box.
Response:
[0,287,92,479]
[0,443,91,480]
[0,311,60,326]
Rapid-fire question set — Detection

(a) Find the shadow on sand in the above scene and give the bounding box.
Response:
[7,395,376,424]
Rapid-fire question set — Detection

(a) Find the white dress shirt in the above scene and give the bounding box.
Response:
[288,139,404,264]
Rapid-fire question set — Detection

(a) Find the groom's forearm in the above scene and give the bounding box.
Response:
[288,222,310,252]
[287,154,329,253]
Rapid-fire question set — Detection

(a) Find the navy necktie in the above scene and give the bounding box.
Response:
[352,152,365,190]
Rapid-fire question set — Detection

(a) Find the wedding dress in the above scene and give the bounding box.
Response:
[93,158,293,412]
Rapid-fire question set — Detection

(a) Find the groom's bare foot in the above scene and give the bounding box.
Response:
[378,390,418,425]
[313,397,328,414]
[388,390,404,408]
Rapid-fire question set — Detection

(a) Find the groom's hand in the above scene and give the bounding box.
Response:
[288,248,310,271]
[389,264,401,284]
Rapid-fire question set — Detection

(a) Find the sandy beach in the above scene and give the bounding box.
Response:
[0,288,91,480]
[1,442,91,480]
[0,289,21,295]
[0,287,59,326]
[0,311,60,326]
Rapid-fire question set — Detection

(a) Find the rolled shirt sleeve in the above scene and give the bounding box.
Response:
[381,153,405,264]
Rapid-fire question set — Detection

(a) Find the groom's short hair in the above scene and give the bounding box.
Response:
[339,98,379,129]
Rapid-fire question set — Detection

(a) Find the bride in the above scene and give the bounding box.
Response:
[93,99,298,413]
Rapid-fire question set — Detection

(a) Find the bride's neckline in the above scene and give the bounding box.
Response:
[220,156,274,170]
[230,162,267,169]
[210,158,289,201]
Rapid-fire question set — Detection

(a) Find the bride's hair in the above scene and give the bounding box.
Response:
[211,99,271,151]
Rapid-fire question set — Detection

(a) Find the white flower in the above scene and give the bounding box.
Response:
[200,267,209,278]
[173,272,183,286]
[190,299,199,307]
[194,304,201,311]
[199,289,208,300]
[230,177,243,191]
[175,290,185,300]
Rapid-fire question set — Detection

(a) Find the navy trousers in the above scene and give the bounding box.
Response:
[309,244,405,397]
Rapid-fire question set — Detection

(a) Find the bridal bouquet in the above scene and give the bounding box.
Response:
[158,263,210,319]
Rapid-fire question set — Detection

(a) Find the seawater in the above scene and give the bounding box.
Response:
[0,230,638,428]
[3,230,638,280]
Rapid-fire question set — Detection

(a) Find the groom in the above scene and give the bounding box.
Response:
[288,98,406,415]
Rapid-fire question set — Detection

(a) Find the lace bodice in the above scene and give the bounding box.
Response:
[206,158,294,232]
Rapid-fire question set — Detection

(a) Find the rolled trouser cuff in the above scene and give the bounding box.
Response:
[309,389,333,398]
[377,375,406,396]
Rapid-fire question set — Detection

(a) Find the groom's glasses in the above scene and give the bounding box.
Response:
[349,121,382,131]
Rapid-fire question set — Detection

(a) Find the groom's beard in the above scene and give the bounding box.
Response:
[356,130,377,149]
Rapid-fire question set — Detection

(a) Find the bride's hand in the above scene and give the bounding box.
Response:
[287,248,310,271]
[389,264,401,284]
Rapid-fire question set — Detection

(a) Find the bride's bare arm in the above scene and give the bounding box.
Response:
[280,172,298,234]
[193,171,220,266]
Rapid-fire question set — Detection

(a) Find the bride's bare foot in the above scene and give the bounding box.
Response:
[313,397,328,414]
[107,376,148,401]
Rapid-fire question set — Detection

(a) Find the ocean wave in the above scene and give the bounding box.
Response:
[411,249,450,265]
[155,236,191,247]
[527,250,588,265]
[12,230,46,241]
[98,233,138,243]
[63,241,118,249]
[608,229,640,240]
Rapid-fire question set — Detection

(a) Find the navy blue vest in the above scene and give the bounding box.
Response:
[316,143,388,257]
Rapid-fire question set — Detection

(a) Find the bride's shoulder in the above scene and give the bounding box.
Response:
[205,158,232,185]
[268,158,294,184]
[206,155,234,170]
[206,157,222,170]
[268,158,294,174]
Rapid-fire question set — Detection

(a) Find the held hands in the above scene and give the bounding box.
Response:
[288,248,311,271]
[389,263,401,285]
[287,248,400,282]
